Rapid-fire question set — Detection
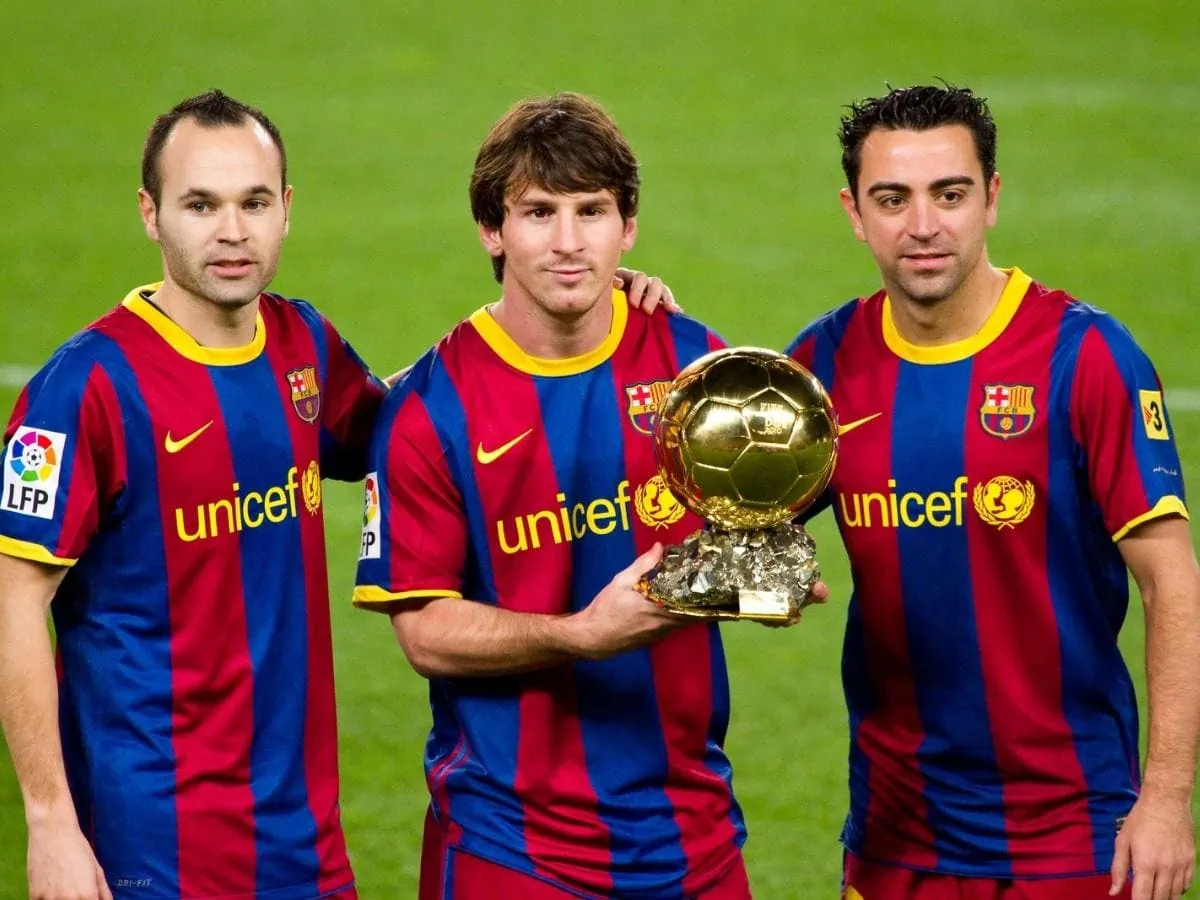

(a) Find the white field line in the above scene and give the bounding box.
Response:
[1,363,1199,411]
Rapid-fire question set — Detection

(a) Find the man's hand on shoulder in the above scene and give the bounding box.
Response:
[615,268,680,315]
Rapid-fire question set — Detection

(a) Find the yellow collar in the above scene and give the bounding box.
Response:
[469,288,628,377]
[122,283,266,366]
[882,268,1031,364]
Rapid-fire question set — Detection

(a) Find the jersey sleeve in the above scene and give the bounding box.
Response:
[317,316,388,483]
[352,382,468,611]
[0,360,125,565]
[1072,319,1187,541]
[786,322,834,524]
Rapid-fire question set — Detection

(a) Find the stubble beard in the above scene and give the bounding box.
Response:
[160,238,278,312]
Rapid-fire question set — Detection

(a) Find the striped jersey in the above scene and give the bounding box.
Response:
[787,268,1188,878]
[0,284,386,899]
[354,290,746,898]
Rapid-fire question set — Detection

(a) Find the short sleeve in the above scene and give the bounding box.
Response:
[1072,319,1187,541]
[0,360,125,565]
[315,314,387,483]
[353,384,468,610]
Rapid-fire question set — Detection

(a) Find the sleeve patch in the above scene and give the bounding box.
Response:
[359,471,381,560]
[1138,390,1169,440]
[2,427,68,519]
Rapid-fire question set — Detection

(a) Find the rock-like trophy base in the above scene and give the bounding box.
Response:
[637,524,819,623]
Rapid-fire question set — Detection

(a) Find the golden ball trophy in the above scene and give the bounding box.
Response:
[638,347,838,623]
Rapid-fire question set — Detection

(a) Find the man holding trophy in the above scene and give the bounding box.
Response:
[353,92,831,899]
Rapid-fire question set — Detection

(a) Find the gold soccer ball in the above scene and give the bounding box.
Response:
[654,347,838,530]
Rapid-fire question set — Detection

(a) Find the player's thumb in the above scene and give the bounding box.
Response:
[1109,832,1130,895]
[627,542,664,580]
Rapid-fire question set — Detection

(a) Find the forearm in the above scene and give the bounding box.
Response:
[0,601,75,824]
[1142,578,1200,796]
[394,596,579,678]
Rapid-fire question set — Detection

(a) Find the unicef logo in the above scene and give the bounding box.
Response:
[634,475,687,530]
[972,475,1035,529]
[9,431,59,483]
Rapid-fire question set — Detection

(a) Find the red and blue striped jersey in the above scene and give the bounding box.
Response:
[786,268,1189,879]
[0,284,386,900]
[354,290,746,898]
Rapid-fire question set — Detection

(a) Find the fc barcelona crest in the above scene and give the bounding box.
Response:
[625,380,672,435]
[979,384,1035,439]
[287,366,321,424]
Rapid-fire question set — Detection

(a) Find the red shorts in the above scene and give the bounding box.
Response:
[843,851,1132,900]
[420,807,752,899]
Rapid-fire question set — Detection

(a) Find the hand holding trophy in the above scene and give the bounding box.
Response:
[638,347,838,624]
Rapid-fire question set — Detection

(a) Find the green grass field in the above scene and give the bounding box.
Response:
[2,2,1198,896]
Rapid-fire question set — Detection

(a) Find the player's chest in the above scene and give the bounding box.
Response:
[460,369,684,540]
[121,355,326,531]
[828,357,1068,532]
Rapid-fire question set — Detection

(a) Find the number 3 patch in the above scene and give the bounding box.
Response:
[1139,390,1169,441]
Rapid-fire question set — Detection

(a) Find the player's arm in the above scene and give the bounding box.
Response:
[385,543,687,678]
[1111,516,1200,899]
[1071,320,1197,898]
[0,553,112,899]
[354,384,689,678]
[294,304,388,481]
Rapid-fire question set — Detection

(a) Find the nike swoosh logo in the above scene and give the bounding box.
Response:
[165,422,213,454]
[838,413,882,437]
[476,429,533,465]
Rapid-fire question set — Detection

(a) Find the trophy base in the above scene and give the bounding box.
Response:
[637,524,819,623]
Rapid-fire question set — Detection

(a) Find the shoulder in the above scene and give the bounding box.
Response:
[259,292,330,334]
[1039,285,1150,362]
[25,321,131,404]
[374,322,473,434]
[784,294,872,357]
[630,307,724,362]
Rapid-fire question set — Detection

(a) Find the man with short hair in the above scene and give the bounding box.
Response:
[786,84,1200,900]
[354,92,758,900]
[0,89,384,900]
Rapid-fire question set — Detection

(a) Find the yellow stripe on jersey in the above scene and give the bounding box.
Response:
[469,289,628,377]
[0,534,77,567]
[883,268,1032,365]
[1112,496,1189,542]
[122,283,267,366]
[352,585,463,610]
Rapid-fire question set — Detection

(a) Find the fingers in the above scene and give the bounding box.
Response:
[1112,834,1131,896]
[383,365,411,388]
[614,269,681,314]
[626,542,664,580]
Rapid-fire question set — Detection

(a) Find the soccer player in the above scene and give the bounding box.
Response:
[0,90,387,900]
[354,93,756,899]
[784,85,1200,900]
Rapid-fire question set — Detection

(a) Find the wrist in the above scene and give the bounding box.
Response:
[24,795,78,830]
[1139,773,1195,802]
[546,612,594,659]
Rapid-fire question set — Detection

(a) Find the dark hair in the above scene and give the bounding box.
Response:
[839,84,997,198]
[470,92,640,282]
[141,89,287,205]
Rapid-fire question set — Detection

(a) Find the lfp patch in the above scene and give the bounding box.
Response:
[2,427,68,520]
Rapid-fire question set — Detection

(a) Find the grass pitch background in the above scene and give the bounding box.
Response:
[1,2,1197,895]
